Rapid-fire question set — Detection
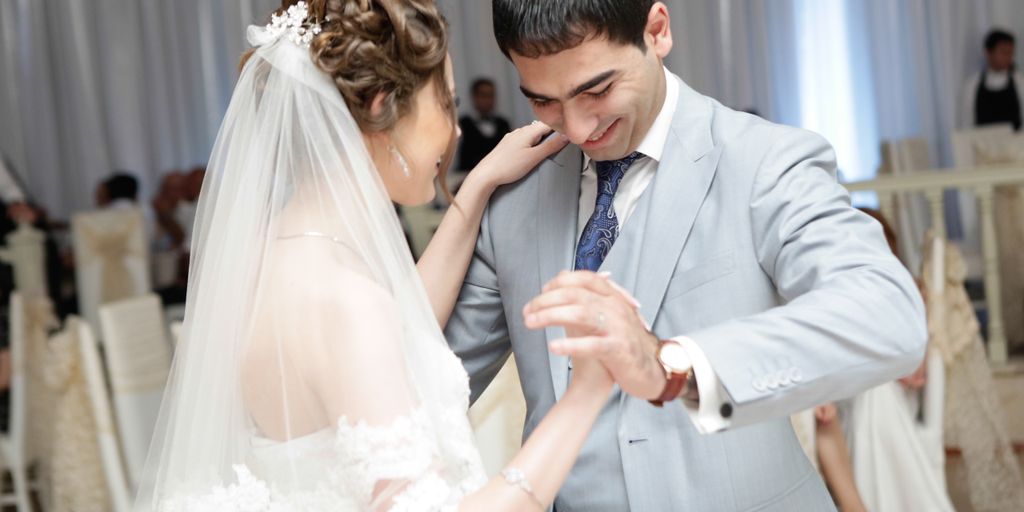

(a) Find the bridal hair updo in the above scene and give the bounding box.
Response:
[244,0,456,193]
[305,0,451,132]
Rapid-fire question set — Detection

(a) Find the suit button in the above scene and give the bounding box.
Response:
[752,378,767,392]
[789,367,802,382]
[766,374,780,390]
[720,403,733,418]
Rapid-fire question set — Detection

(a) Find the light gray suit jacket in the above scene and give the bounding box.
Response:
[445,76,927,511]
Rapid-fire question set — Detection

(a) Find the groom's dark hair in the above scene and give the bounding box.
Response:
[493,0,655,59]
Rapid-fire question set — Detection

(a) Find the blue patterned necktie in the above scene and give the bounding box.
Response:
[574,152,644,272]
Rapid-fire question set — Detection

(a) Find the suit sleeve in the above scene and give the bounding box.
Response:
[443,203,513,404]
[685,129,927,430]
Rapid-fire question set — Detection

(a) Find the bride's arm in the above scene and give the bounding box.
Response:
[459,356,613,511]
[417,122,567,327]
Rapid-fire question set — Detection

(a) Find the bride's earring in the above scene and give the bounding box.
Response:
[389,144,411,178]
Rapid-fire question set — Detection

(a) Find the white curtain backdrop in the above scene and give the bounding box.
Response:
[1,0,1022,219]
[0,0,279,219]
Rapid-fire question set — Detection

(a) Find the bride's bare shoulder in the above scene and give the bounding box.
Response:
[266,239,395,309]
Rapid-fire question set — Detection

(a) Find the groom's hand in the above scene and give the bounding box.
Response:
[523,271,666,400]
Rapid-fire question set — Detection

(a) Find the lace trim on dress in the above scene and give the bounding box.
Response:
[155,406,482,512]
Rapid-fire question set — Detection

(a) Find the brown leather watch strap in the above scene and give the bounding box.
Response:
[649,368,689,407]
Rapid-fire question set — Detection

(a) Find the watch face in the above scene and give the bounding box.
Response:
[659,342,691,371]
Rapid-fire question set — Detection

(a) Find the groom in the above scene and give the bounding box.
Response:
[446,1,926,510]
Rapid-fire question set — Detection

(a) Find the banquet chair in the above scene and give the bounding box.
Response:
[72,208,151,332]
[169,321,183,347]
[77,318,133,512]
[0,294,35,511]
[949,124,1017,277]
[917,236,948,486]
[878,137,933,272]
[98,294,171,490]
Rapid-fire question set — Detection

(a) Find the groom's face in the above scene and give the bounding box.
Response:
[510,16,671,162]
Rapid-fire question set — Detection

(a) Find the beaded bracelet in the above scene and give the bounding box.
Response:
[501,467,545,509]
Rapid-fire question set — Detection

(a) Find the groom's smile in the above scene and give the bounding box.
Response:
[509,21,672,162]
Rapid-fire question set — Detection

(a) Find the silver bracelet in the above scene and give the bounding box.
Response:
[501,467,545,509]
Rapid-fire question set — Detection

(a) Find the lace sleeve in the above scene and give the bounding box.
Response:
[333,406,479,512]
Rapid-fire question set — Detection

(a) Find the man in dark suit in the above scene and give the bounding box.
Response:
[457,78,513,172]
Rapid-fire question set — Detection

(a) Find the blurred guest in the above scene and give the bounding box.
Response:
[457,78,512,171]
[151,167,204,298]
[962,29,1022,131]
[176,167,205,251]
[152,171,187,252]
[812,209,955,512]
[98,172,156,243]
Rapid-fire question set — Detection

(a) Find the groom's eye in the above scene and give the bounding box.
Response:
[587,83,614,99]
[530,98,554,108]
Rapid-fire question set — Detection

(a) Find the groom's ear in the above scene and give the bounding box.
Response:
[645,2,673,59]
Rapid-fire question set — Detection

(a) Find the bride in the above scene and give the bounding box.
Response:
[135,1,625,510]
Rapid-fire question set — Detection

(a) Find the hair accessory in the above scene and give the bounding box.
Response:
[266,1,323,48]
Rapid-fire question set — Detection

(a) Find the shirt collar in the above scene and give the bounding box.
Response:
[583,66,678,172]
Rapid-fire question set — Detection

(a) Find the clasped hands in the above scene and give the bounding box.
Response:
[523,270,666,400]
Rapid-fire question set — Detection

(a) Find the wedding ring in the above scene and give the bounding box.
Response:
[531,120,540,125]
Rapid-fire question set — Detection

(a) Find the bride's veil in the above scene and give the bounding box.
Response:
[134,16,467,510]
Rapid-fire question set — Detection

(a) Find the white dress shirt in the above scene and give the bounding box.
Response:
[472,113,499,139]
[576,67,730,433]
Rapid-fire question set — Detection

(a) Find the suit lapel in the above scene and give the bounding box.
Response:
[537,146,583,400]
[602,77,721,331]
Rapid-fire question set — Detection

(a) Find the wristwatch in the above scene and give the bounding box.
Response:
[649,339,693,407]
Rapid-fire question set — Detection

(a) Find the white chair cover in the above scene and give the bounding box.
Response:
[468,357,527,477]
[923,232,1024,510]
[1,292,59,511]
[72,208,151,331]
[77,318,132,512]
[949,125,1016,278]
[878,137,932,272]
[43,318,113,512]
[0,293,34,511]
[168,321,183,347]
[97,294,171,490]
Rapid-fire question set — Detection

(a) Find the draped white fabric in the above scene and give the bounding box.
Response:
[1,0,1023,216]
[0,0,279,218]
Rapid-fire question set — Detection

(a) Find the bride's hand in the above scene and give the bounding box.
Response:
[471,121,569,190]
[568,355,614,396]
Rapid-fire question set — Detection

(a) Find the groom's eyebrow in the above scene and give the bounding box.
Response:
[520,70,618,102]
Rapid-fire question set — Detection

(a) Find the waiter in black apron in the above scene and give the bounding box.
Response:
[966,29,1022,131]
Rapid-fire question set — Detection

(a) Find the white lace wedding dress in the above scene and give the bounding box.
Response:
[137,7,490,511]
[157,335,487,512]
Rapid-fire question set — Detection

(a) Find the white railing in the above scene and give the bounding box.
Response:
[845,164,1024,365]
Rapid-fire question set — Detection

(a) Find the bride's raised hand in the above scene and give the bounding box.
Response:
[568,355,614,396]
[472,121,569,190]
